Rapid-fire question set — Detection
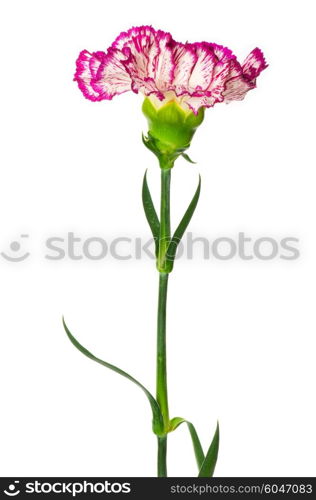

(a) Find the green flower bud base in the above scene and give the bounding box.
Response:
[142,97,204,169]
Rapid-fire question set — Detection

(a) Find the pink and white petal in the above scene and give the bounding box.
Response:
[210,43,236,63]
[183,94,217,114]
[207,60,234,102]
[127,34,158,80]
[113,26,172,83]
[242,48,267,82]
[74,50,106,101]
[110,26,175,97]
[172,43,197,96]
[112,25,157,51]
[154,32,174,92]
[222,75,253,102]
[93,49,132,99]
[90,51,106,78]
[114,26,163,95]
[188,43,217,93]
[130,76,163,99]
[206,57,241,101]
[122,52,159,95]
[143,35,161,80]
[137,28,173,81]
[123,49,150,84]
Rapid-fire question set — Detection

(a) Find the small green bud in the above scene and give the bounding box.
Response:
[142,97,204,169]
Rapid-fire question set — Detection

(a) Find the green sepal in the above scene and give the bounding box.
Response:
[142,132,181,170]
[142,170,160,256]
[181,153,196,164]
[165,175,201,271]
[198,422,220,477]
[142,132,162,158]
[62,317,164,436]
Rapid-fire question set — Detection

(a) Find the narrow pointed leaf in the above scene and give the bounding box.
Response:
[142,170,160,255]
[169,417,205,471]
[63,318,164,435]
[198,422,220,477]
[166,175,201,264]
[187,422,205,470]
[182,152,196,164]
[169,416,186,431]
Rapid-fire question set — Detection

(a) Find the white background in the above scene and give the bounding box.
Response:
[0,0,315,477]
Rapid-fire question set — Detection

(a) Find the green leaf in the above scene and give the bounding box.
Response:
[63,317,164,436]
[169,417,205,471]
[142,170,160,256]
[166,175,201,267]
[198,422,220,477]
[187,422,205,470]
[181,152,196,164]
[169,416,186,431]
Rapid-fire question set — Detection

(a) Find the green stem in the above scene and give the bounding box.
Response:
[157,436,167,477]
[157,169,171,273]
[156,272,169,428]
[156,167,171,477]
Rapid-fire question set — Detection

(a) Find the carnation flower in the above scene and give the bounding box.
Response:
[74,25,267,114]
[69,25,268,478]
